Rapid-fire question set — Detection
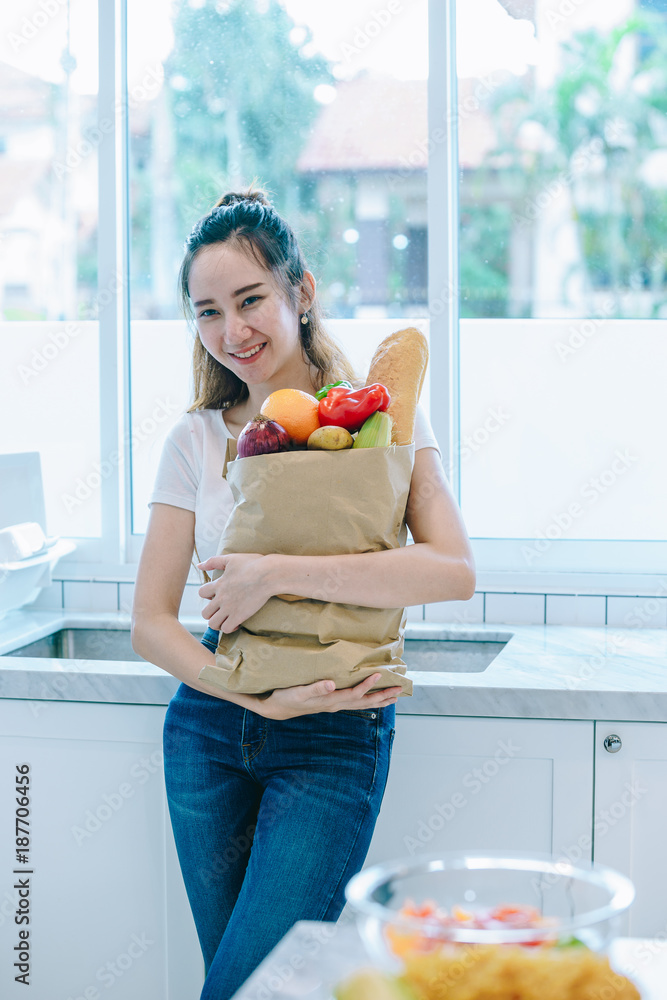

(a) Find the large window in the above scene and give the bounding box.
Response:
[1,0,665,580]
[453,0,667,571]
[126,0,429,537]
[0,1,102,546]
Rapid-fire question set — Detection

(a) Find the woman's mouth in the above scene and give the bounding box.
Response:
[228,342,267,364]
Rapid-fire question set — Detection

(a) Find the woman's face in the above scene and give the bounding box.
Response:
[189,242,308,390]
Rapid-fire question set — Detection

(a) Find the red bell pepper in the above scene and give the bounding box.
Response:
[318,383,390,433]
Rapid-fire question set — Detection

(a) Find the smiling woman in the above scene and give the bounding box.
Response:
[131,187,474,1000]
[176,189,358,430]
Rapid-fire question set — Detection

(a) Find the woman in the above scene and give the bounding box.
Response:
[131,189,475,999]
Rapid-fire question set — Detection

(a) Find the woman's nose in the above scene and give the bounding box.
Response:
[223,314,251,346]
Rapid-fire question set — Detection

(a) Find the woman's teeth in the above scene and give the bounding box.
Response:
[231,343,265,359]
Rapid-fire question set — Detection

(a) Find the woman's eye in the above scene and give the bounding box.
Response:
[242,295,261,307]
[199,308,218,317]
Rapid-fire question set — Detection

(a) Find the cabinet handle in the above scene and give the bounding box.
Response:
[604,734,622,753]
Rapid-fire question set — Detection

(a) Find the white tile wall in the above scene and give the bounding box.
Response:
[607,595,667,629]
[484,592,546,625]
[118,582,134,614]
[63,580,119,612]
[19,578,667,629]
[546,595,607,626]
[118,582,206,617]
[425,592,485,624]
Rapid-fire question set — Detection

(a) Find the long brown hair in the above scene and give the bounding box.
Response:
[179,187,358,412]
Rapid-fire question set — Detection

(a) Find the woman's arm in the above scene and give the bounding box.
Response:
[132,503,403,718]
[198,447,476,633]
[130,503,263,705]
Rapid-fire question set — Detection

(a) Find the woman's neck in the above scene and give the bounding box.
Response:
[225,363,320,435]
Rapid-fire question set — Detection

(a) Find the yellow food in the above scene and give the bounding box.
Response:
[366,327,429,445]
[353,411,393,449]
[335,968,416,1000]
[261,388,320,445]
[399,944,640,1000]
[307,425,354,450]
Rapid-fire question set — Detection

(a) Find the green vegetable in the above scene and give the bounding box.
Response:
[353,410,393,448]
[315,379,353,401]
[554,935,588,948]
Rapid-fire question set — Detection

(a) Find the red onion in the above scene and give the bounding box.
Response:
[237,415,291,458]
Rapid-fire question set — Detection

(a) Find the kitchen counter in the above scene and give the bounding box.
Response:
[2,608,667,721]
[231,919,667,1000]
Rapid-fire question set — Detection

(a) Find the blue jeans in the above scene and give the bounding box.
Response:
[163,626,396,1000]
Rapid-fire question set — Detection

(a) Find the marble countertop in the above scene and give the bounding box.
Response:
[1,608,667,722]
[232,919,666,1000]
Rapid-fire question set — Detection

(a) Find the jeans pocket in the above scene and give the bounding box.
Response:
[338,709,379,721]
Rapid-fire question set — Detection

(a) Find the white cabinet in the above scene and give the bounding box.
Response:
[0,700,203,1000]
[593,721,667,938]
[365,715,594,868]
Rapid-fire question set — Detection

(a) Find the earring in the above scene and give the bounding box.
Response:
[300,313,309,325]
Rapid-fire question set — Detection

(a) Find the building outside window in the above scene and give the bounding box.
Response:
[0,0,665,581]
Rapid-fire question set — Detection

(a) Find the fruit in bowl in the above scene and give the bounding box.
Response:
[341,852,639,996]
[334,946,641,1000]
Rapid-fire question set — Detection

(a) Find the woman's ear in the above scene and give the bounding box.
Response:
[299,270,316,314]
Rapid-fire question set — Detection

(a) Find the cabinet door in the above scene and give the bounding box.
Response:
[0,700,203,1000]
[594,721,667,938]
[365,716,594,868]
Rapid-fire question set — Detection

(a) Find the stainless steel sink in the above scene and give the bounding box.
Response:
[1,628,206,662]
[2,626,510,673]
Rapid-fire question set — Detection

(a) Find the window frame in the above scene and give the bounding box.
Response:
[63,0,664,595]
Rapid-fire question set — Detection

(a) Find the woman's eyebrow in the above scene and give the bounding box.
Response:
[232,282,265,297]
[193,283,265,308]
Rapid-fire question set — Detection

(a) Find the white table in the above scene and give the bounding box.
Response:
[231,916,667,999]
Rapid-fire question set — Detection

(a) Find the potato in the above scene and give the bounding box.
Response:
[307,426,354,450]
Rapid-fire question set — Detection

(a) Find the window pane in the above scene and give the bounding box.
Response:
[0,1,101,538]
[456,0,667,546]
[128,0,428,533]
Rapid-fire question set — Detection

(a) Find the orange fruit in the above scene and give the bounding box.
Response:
[261,388,320,445]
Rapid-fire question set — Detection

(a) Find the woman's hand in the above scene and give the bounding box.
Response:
[249,673,403,721]
[197,553,272,632]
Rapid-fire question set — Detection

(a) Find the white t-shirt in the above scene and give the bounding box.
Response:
[148,405,442,567]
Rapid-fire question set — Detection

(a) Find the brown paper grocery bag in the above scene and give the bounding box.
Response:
[198,443,415,697]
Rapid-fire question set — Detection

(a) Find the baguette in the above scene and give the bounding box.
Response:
[366,327,429,445]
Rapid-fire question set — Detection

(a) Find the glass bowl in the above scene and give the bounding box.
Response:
[344,851,635,972]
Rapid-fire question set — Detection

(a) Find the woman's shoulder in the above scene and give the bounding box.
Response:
[166,407,228,445]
